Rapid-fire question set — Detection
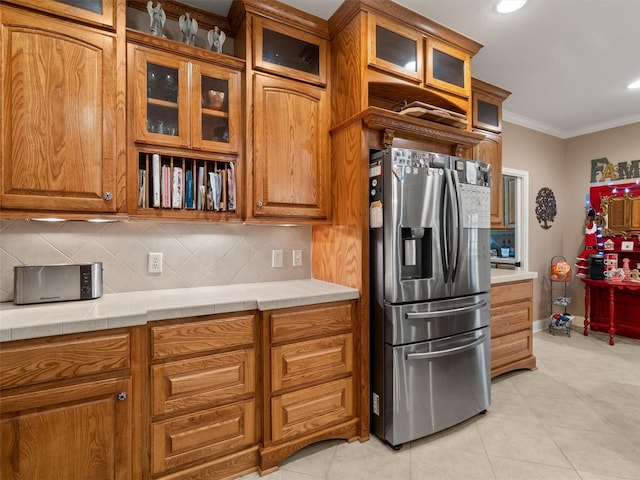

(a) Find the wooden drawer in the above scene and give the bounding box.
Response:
[151,399,256,475]
[491,301,532,337]
[272,334,353,391]
[270,302,353,344]
[271,377,354,442]
[152,348,255,417]
[151,314,255,359]
[491,329,533,371]
[0,333,130,389]
[491,280,532,306]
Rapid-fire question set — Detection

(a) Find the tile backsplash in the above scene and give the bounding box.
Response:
[0,219,311,303]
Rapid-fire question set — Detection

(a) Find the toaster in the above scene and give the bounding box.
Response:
[14,262,103,305]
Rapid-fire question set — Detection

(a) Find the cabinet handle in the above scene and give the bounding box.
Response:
[103,192,113,201]
[256,200,263,208]
[117,392,127,401]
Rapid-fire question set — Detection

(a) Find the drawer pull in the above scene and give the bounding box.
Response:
[117,391,128,401]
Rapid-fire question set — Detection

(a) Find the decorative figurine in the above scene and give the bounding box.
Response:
[147,1,166,38]
[208,26,226,53]
[179,12,198,46]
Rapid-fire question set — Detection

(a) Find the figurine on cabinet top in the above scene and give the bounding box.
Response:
[179,13,198,46]
[147,1,166,38]
[208,26,226,53]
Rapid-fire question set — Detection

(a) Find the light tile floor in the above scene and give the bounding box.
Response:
[239,329,640,480]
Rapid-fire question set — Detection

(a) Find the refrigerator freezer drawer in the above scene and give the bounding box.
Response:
[377,327,491,447]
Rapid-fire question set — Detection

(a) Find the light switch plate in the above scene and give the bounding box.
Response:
[272,249,283,268]
[293,250,302,267]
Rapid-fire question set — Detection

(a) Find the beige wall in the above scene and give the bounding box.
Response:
[502,121,640,321]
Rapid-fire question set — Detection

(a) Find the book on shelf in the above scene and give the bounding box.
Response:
[152,154,160,207]
[138,169,146,208]
[197,166,205,210]
[162,165,171,208]
[185,169,194,209]
[172,166,182,209]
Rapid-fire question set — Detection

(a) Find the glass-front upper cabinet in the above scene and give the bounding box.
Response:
[426,38,471,98]
[367,13,423,83]
[130,45,239,154]
[191,63,240,153]
[253,16,328,86]
[6,0,116,28]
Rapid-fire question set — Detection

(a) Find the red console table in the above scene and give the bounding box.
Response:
[580,278,640,345]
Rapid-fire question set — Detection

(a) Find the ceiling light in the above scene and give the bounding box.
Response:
[497,0,527,14]
[627,79,640,89]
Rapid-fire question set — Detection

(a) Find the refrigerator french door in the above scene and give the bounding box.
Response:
[369,147,492,448]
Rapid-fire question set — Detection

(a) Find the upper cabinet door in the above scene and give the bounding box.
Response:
[1,7,121,213]
[253,16,328,86]
[426,38,470,98]
[252,74,330,220]
[131,46,190,150]
[191,62,241,154]
[5,0,116,29]
[473,92,502,133]
[367,13,423,84]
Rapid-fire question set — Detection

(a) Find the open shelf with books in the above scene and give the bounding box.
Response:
[130,150,239,221]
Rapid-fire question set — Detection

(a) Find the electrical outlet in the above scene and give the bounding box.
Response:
[292,250,302,267]
[272,249,283,268]
[148,252,163,273]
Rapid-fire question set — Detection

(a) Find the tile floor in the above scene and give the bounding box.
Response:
[239,329,640,480]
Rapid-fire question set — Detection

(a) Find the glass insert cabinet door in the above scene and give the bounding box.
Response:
[367,14,423,83]
[16,0,116,28]
[253,16,328,86]
[191,63,240,153]
[426,38,470,98]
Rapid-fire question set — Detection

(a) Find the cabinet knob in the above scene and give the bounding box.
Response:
[103,192,113,201]
[117,392,127,401]
[256,200,263,208]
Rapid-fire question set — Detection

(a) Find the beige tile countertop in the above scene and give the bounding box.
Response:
[491,268,538,284]
[0,279,359,342]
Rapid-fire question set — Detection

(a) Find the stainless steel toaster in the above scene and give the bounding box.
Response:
[14,262,103,305]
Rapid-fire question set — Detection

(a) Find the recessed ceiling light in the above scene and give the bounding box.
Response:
[497,0,527,14]
[627,79,640,89]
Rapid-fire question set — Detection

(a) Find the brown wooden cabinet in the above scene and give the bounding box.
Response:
[147,313,258,479]
[260,301,358,473]
[0,5,126,215]
[0,331,132,480]
[490,280,537,378]
[3,0,118,29]
[126,31,244,221]
[252,73,331,220]
[472,78,511,226]
[426,37,471,99]
[231,3,331,222]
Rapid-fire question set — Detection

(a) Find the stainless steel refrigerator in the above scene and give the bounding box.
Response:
[369,147,492,448]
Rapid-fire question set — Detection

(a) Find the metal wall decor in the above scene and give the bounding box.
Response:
[535,187,557,229]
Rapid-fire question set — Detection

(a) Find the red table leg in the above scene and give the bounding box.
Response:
[583,282,590,336]
[608,285,615,346]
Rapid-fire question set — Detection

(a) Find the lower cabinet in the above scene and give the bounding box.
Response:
[0,331,132,480]
[148,313,258,480]
[490,280,537,377]
[260,301,359,474]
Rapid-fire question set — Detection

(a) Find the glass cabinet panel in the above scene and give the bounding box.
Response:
[426,38,470,98]
[367,14,423,83]
[146,63,180,137]
[477,99,499,129]
[13,0,115,28]
[253,16,328,86]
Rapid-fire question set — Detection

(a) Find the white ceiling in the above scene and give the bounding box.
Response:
[183,0,640,139]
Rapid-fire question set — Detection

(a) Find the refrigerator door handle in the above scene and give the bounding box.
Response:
[405,333,487,360]
[449,169,463,282]
[404,300,487,319]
